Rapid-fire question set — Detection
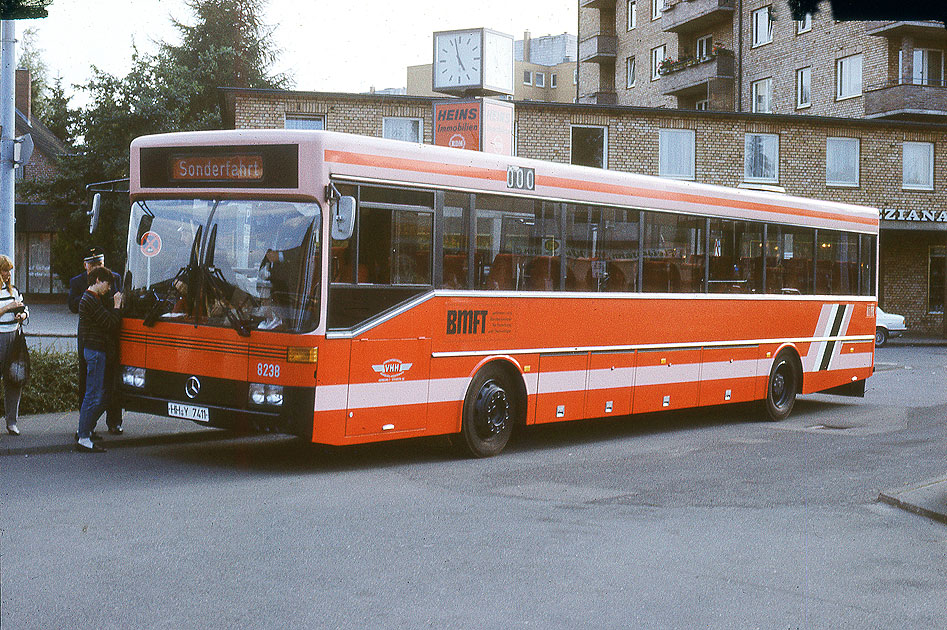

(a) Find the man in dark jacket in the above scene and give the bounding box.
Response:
[69,247,124,434]
[76,266,123,453]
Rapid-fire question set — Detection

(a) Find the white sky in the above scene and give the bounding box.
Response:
[16,0,576,103]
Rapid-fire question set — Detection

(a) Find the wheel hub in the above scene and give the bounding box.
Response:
[473,380,509,439]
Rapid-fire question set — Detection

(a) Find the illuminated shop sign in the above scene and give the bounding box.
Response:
[140,144,298,188]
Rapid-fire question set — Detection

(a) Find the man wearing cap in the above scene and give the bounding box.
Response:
[69,247,124,434]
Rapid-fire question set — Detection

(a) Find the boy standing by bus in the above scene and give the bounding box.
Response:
[76,267,123,453]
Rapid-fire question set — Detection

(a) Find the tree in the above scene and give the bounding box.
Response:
[26,0,291,284]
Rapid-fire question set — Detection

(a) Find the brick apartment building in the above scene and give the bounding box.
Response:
[220,81,946,336]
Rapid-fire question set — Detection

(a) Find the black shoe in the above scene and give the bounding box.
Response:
[75,442,106,453]
[108,425,123,435]
[75,431,103,442]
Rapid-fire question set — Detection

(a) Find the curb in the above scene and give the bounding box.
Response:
[878,477,947,525]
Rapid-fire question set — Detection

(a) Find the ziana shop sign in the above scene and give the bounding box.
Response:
[882,208,947,223]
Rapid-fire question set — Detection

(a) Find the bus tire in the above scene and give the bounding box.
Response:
[764,351,799,422]
[457,365,517,458]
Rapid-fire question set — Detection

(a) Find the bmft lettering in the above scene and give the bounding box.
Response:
[446,310,488,334]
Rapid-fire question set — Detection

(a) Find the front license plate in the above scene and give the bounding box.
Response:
[168,402,209,422]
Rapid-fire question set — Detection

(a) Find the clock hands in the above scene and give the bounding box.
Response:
[453,38,466,72]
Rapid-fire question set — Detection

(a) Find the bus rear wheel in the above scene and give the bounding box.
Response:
[764,351,799,422]
[458,365,517,458]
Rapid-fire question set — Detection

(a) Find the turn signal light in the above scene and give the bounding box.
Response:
[287,347,318,363]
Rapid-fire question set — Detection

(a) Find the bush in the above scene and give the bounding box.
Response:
[1,344,80,415]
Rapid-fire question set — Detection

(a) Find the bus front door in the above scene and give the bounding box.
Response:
[345,336,431,437]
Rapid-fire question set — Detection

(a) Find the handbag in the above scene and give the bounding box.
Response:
[4,326,30,386]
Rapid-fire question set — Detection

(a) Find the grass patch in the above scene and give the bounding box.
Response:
[1,344,80,415]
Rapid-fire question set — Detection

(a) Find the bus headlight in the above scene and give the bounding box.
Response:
[122,366,146,389]
[249,383,283,407]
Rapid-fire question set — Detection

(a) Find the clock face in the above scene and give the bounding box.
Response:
[435,30,482,89]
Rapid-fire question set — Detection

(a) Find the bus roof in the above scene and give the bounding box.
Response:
[130,129,878,234]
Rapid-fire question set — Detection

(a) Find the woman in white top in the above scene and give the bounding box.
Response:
[0,255,28,435]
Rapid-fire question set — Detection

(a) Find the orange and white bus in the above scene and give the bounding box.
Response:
[119,130,877,457]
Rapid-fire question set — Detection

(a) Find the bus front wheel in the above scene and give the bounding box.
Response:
[764,351,799,422]
[458,365,517,458]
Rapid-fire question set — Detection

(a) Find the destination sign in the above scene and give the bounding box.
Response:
[171,154,264,182]
[140,144,299,189]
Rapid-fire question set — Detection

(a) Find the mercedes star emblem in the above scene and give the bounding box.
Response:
[185,376,201,399]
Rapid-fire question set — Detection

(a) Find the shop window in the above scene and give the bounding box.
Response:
[571,125,608,169]
[931,247,945,314]
[642,212,705,293]
[658,129,695,180]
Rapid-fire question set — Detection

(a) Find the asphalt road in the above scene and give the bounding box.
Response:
[1,345,945,629]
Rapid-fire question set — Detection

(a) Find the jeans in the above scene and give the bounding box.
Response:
[78,348,108,439]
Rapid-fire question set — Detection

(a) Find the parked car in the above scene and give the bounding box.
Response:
[875,307,906,347]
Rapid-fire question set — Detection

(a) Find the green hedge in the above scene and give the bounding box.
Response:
[1,345,80,415]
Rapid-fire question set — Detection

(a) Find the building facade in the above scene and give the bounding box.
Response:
[221,87,946,336]
[578,1,946,122]
[408,32,578,103]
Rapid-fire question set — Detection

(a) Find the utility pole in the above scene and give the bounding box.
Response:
[0,19,15,257]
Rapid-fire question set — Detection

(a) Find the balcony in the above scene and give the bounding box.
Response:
[866,21,947,40]
[659,50,735,97]
[579,34,618,64]
[578,91,619,105]
[580,0,617,8]
[864,80,947,121]
[663,0,735,34]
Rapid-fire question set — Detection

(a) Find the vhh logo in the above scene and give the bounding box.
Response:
[372,359,413,382]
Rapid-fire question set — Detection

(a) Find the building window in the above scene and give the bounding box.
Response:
[696,99,709,110]
[534,72,545,88]
[903,141,934,190]
[652,0,664,20]
[696,35,712,60]
[930,246,946,314]
[751,78,772,113]
[382,117,423,143]
[628,0,637,30]
[658,129,696,180]
[571,125,608,169]
[626,56,636,88]
[284,115,325,130]
[826,137,860,187]
[551,73,558,88]
[744,133,779,183]
[910,48,944,86]
[523,70,533,85]
[574,68,578,85]
[836,54,863,99]
[752,7,773,47]
[796,67,811,108]
[651,45,666,80]
[796,13,812,34]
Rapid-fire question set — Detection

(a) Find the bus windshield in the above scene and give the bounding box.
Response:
[124,199,322,333]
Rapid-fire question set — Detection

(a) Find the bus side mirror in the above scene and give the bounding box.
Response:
[89,193,102,234]
[331,195,356,240]
[136,214,154,244]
